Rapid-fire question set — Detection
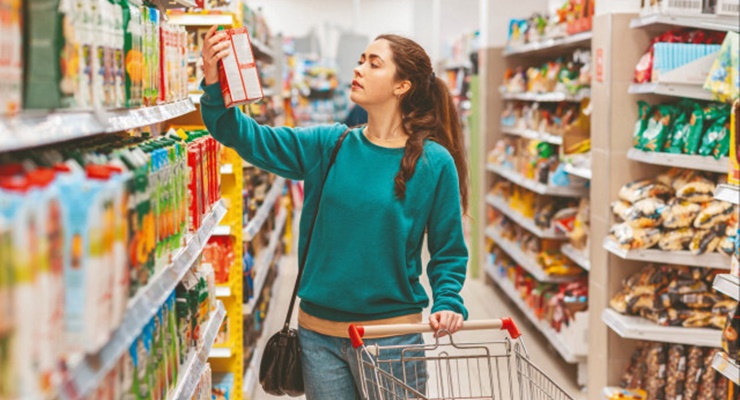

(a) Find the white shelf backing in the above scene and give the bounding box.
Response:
[485,263,588,362]
[713,274,740,301]
[61,200,227,399]
[561,243,591,271]
[0,99,195,153]
[503,31,593,56]
[485,194,565,239]
[487,163,588,197]
[563,162,592,180]
[167,13,236,27]
[630,13,740,32]
[712,351,740,385]
[245,208,288,315]
[500,126,564,145]
[602,308,721,348]
[627,148,729,173]
[244,177,287,241]
[209,347,232,359]
[603,237,731,270]
[715,184,740,205]
[168,301,226,400]
[485,226,577,283]
[215,286,231,298]
[501,89,591,103]
[628,82,714,101]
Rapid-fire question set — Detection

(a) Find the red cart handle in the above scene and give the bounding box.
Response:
[348,317,522,348]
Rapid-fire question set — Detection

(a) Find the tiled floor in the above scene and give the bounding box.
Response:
[251,254,587,400]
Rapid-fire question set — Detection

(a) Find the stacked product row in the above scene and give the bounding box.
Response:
[505,0,594,50]
[501,50,591,98]
[0,129,221,399]
[1,0,191,116]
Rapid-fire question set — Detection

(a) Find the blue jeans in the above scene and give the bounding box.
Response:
[299,327,428,400]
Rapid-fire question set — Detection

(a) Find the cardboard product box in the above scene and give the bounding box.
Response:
[730,99,739,185]
[218,27,264,108]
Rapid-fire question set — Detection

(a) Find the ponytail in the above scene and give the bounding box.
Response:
[377,34,469,214]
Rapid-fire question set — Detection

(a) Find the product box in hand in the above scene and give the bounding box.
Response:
[217,27,264,108]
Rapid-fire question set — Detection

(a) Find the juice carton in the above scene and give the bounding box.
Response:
[78,0,96,108]
[217,27,264,107]
[0,0,22,115]
[122,0,143,108]
[164,294,178,391]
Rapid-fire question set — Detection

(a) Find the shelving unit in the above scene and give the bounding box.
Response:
[627,148,729,173]
[715,184,740,205]
[485,226,577,283]
[60,200,227,398]
[563,162,593,180]
[169,302,227,400]
[485,194,565,239]
[561,244,591,271]
[503,31,593,57]
[487,163,588,197]
[712,350,740,385]
[244,207,288,315]
[168,12,237,27]
[629,13,740,32]
[628,82,714,101]
[500,89,591,103]
[713,274,740,301]
[0,99,195,153]
[500,126,564,145]
[244,177,287,241]
[601,308,721,348]
[603,237,732,269]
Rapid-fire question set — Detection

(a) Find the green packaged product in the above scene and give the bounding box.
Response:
[633,101,652,147]
[640,105,677,152]
[712,117,730,159]
[682,105,707,155]
[666,111,690,154]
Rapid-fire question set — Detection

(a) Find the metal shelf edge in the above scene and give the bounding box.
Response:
[712,274,740,301]
[715,184,740,205]
[486,163,588,197]
[602,237,731,269]
[712,351,740,385]
[627,148,729,173]
[485,194,565,239]
[503,31,592,56]
[602,308,721,348]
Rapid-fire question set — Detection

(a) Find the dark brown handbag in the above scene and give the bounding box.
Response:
[259,128,351,396]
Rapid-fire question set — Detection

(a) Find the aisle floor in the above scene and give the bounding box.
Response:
[252,254,586,400]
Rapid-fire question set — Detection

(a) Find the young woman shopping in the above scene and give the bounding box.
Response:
[200,28,469,399]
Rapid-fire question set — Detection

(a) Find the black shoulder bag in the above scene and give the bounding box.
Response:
[259,128,351,396]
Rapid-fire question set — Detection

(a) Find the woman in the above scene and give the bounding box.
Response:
[201,27,469,399]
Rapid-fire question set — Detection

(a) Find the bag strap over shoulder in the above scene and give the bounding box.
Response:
[282,128,352,330]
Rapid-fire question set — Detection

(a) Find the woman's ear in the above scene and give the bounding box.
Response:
[394,80,412,97]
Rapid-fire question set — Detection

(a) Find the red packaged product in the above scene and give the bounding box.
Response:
[188,147,202,230]
[218,27,264,108]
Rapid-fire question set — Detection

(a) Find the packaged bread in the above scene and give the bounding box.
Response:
[628,293,663,314]
[659,228,695,251]
[693,201,736,230]
[610,290,630,314]
[689,230,722,255]
[662,199,702,229]
[683,311,713,328]
[658,168,697,192]
[714,376,728,400]
[712,300,738,316]
[620,343,648,388]
[684,346,705,399]
[719,236,736,255]
[644,343,667,400]
[710,313,728,329]
[612,200,633,221]
[680,292,720,309]
[610,223,661,250]
[665,345,687,400]
[625,198,666,228]
[667,279,709,295]
[624,265,672,294]
[676,176,717,203]
[619,179,674,203]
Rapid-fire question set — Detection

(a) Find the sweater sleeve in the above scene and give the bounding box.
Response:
[199,81,345,180]
[426,157,469,319]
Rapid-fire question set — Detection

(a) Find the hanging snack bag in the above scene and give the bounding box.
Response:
[218,27,264,108]
[633,101,652,147]
[639,105,677,151]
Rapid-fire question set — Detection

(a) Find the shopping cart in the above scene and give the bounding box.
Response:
[348,318,575,400]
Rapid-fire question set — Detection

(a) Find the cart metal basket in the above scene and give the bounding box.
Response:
[348,318,575,400]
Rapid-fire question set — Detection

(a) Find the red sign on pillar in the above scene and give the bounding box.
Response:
[596,48,604,83]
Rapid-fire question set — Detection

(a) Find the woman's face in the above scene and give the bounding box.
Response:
[350,39,404,107]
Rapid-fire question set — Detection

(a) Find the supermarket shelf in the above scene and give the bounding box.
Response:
[627,148,729,173]
[215,286,231,298]
[563,163,592,180]
[251,39,275,62]
[487,163,588,197]
[603,237,731,269]
[485,194,565,239]
[61,200,227,399]
[167,12,236,27]
[485,263,586,362]
[712,350,740,385]
[602,308,721,348]
[245,207,288,315]
[244,177,286,241]
[501,89,591,103]
[628,82,714,101]
[499,126,564,145]
[0,99,195,153]
[715,184,740,205]
[209,347,232,359]
[713,274,740,301]
[561,244,591,271]
[485,226,577,283]
[243,346,262,399]
[503,31,593,56]
[152,0,197,8]
[168,301,226,399]
[630,13,740,32]
[212,225,231,236]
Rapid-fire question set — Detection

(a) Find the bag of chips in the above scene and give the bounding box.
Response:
[683,105,707,155]
[699,115,730,159]
[640,105,678,151]
[633,101,652,147]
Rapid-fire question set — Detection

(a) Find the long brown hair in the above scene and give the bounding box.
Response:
[376,34,469,214]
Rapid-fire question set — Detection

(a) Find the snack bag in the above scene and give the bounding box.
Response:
[640,105,677,151]
[699,115,730,158]
[704,31,739,103]
[633,101,652,148]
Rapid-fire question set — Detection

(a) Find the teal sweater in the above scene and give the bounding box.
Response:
[201,82,468,322]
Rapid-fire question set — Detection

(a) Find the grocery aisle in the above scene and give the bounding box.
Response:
[252,254,586,400]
